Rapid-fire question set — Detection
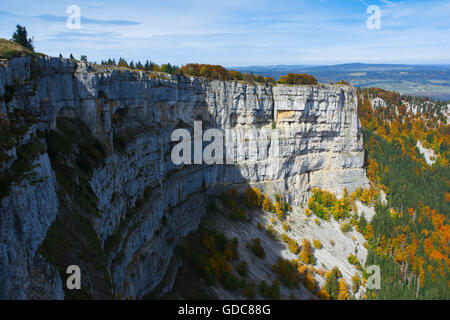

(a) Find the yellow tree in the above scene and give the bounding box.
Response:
[275,201,284,220]
[300,239,313,264]
[337,279,349,300]
[262,194,272,211]
[303,269,316,292]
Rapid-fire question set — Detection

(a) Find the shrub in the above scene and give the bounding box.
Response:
[180,63,231,80]
[262,194,273,211]
[282,201,292,213]
[274,201,284,221]
[244,187,262,208]
[278,73,317,85]
[347,254,359,265]
[243,281,256,299]
[229,70,243,80]
[337,279,349,300]
[281,233,300,254]
[202,234,216,252]
[304,208,312,217]
[325,267,342,299]
[118,57,128,67]
[237,260,249,278]
[221,271,239,290]
[316,288,331,300]
[194,230,240,286]
[299,239,315,265]
[308,198,329,220]
[340,221,353,233]
[239,72,274,84]
[297,263,307,275]
[275,194,282,203]
[307,188,353,221]
[336,80,350,86]
[352,273,361,294]
[272,258,300,288]
[259,280,280,299]
[347,254,362,270]
[221,188,238,209]
[266,224,279,240]
[160,63,179,74]
[357,212,367,233]
[221,188,247,221]
[230,206,247,221]
[313,239,322,249]
[303,270,316,292]
[330,198,351,220]
[248,238,265,259]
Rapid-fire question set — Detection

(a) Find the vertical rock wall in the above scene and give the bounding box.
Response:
[0,56,367,299]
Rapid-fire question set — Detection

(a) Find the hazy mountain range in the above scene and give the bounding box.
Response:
[232,63,450,101]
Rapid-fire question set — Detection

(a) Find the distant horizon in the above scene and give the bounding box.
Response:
[229,62,450,68]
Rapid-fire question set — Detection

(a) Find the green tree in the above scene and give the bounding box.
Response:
[11,25,34,50]
[118,58,128,68]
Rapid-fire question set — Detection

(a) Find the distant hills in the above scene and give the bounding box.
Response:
[232,63,450,101]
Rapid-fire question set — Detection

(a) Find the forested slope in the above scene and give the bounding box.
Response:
[358,88,449,299]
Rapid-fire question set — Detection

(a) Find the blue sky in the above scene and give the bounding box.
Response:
[0,0,449,66]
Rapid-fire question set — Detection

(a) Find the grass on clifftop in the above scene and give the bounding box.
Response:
[0,38,33,60]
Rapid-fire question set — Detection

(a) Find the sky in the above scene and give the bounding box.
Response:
[0,0,449,66]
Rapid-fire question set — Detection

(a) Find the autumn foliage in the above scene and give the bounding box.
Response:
[358,88,450,299]
[299,239,315,265]
[278,73,318,85]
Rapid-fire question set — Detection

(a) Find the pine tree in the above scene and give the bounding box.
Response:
[118,58,128,68]
[325,267,341,299]
[11,25,34,50]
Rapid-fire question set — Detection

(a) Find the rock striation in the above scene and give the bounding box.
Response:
[0,56,368,299]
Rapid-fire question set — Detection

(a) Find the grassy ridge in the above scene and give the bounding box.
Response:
[0,38,33,60]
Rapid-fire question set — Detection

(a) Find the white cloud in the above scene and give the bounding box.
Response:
[0,0,448,65]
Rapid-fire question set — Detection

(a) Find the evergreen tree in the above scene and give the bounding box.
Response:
[11,25,34,50]
[118,58,128,67]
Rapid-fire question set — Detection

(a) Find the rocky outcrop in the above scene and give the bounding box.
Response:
[0,56,368,299]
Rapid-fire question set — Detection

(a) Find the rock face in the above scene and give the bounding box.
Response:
[0,56,368,299]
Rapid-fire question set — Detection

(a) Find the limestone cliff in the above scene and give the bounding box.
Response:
[0,55,368,299]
